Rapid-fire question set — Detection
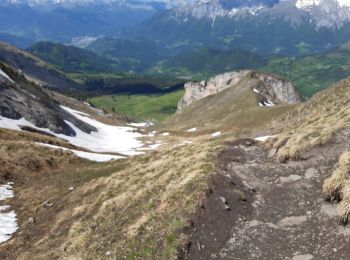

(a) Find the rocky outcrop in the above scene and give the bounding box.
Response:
[0,63,96,136]
[177,70,301,113]
[250,71,301,105]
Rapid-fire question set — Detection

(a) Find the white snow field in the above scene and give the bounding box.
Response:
[0,106,151,156]
[36,143,124,162]
[0,182,18,244]
[60,106,145,156]
[187,128,197,132]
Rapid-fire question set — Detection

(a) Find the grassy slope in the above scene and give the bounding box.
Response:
[27,41,120,73]
[165,76,294,133]
[273,78,350,162]
[261,49,350,97]
[88,90,184,121]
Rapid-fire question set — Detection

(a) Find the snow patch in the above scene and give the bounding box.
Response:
[129,122,149,128]
[62,107,90,117]
[0,69,14,83]
[211,132,221,137]
[259,100,275,107]
[36,143,125,162]
[0,182,18,244]
[255,135,276,142]
[0,116,37,131]
[57,106,146,156]
[162,132,170,136]
[187,128,197,132]
[253,88,260,94]
[0,107,145,156]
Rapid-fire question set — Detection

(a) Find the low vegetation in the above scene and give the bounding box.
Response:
[89,91,184,121]
[269,77,350,223]
[323,151,350,223]
[273,78,350,162]
[4,136,220,259]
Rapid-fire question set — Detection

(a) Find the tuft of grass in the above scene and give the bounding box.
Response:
[338,181,350,224]
[323,151,350,202]
[322,151,350,223]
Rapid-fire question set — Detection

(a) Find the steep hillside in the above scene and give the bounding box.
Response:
[86,37,170,71]
[0,41,82,91]
[0,62,95,136]
[27,42,120,73]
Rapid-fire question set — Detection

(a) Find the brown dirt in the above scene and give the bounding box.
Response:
[181,130,350,260]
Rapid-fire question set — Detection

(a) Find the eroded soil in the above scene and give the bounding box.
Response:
[183,131,350,260]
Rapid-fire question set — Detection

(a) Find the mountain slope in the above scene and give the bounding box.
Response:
[0,61,95,136]
[27,41,120,73]
[0,41,83,91]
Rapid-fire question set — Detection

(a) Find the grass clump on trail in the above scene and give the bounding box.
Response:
[323,151,350,223]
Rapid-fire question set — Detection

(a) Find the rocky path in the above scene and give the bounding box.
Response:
[184,132,350,260]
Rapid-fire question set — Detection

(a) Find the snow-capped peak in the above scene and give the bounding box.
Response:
[296,0,350,9]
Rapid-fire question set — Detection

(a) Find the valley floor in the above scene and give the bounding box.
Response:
[184,131,350,260]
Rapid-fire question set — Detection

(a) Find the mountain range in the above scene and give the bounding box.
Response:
[2,0,350,55]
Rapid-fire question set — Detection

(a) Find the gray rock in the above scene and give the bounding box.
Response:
[305,168,318,179]
[320,204,338,218]
[280,175,302,183]
[277,216,307,228]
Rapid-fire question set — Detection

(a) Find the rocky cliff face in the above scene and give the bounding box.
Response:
[177,70,301,113]
[0,62,96,136]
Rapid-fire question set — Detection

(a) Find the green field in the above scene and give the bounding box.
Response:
[261,52,350,98]
[89,90,184,121]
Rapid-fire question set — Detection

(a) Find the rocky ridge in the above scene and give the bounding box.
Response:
[177,70,301,113]
[0,62,96,136]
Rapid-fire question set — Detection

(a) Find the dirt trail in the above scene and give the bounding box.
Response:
[184,131,350,260]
